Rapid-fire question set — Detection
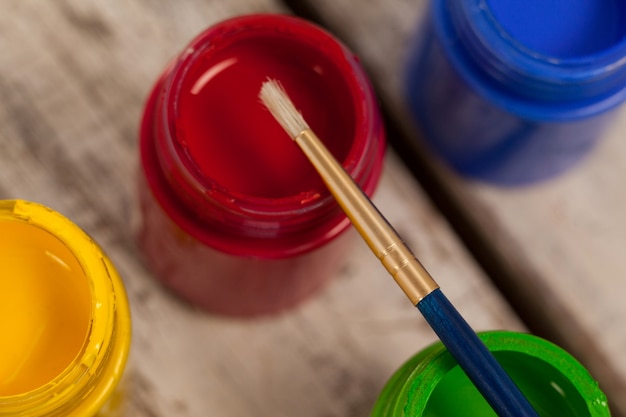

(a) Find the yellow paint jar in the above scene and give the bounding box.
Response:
[0,200,131,416]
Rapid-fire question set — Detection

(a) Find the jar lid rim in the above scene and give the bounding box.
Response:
[437,0,626,112]
[0,200,131,416]
[395,331,609,415]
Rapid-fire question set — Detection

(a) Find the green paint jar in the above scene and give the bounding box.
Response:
[370,331,610,417]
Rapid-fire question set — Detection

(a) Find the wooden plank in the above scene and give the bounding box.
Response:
[295,0,626,415]
[0,1,523,416]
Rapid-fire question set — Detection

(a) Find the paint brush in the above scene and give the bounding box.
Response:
[259,79,540,417]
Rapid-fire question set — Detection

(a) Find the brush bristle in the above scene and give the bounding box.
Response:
[259,78,309,138]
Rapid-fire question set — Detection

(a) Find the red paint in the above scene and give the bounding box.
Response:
[177,35,354,199]
[137,14,386,316]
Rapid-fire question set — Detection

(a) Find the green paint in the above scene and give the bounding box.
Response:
[424,352,586,416]
[370,332,610,417]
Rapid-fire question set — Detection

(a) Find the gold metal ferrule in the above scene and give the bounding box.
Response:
[294,129,439,304]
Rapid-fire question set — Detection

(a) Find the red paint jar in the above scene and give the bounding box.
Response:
[137,14,385,317]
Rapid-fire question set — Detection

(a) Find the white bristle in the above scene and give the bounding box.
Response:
[259,78,310,138]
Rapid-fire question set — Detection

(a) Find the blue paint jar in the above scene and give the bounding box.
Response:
[406,0,626,185]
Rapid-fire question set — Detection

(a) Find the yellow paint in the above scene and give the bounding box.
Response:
[0,219,92,395]
[0,200,131,416]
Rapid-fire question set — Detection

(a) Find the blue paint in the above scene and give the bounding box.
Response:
[487,0,626,58]
[405,0,626,184]
[417,289,540,417]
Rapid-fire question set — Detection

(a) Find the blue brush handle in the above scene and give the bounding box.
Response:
[417,289,540,417]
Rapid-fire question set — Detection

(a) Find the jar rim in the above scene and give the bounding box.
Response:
[389,331,609,416]
[161,14,375,213]
[141,14,385,257]
[436,0,626,118]
[0,200,131,416]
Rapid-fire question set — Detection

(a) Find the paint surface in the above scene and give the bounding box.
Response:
[176,33,355,199]
[423,351,588,416]
[486,0,626,58]
[0,221,91,396]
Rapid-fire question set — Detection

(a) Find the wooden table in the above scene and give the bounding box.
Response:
[0,1,621,416]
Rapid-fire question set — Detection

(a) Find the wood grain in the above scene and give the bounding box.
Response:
[0,1,524,416]
[293,0,626,415]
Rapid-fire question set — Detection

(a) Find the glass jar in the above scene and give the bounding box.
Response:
[406,0,626,185]
[0,200,131,416]
[137,14,385,317]
[371,331,610,416]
